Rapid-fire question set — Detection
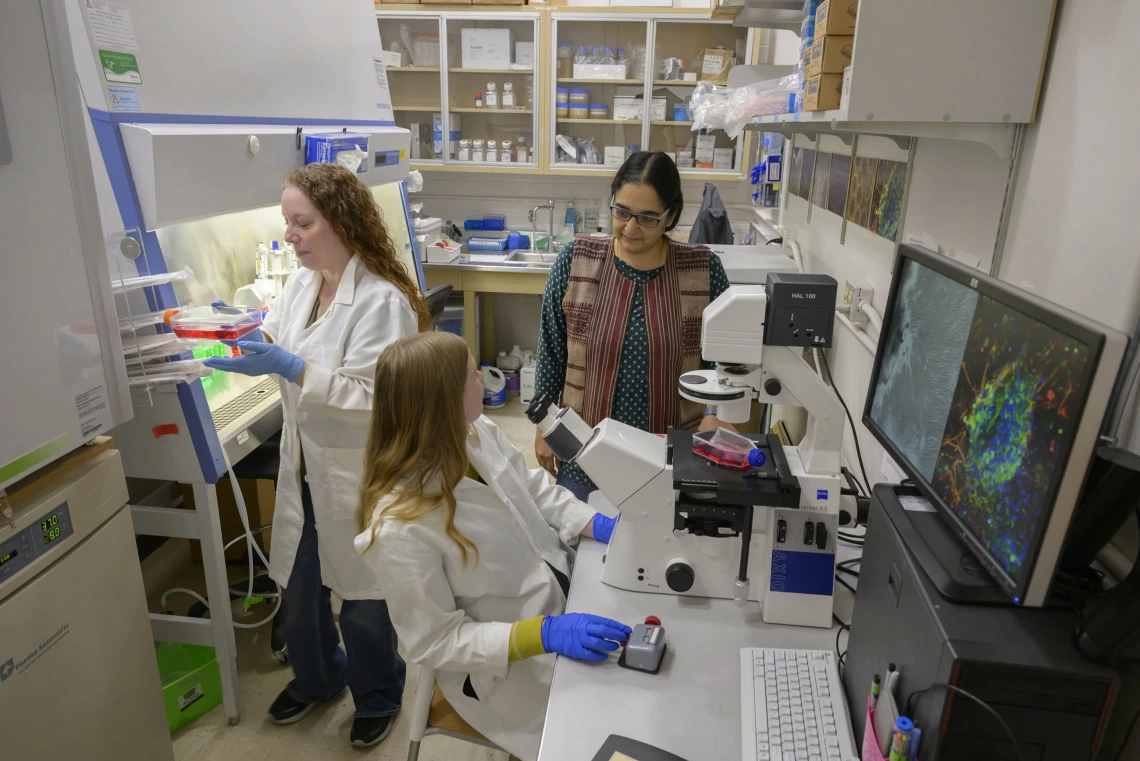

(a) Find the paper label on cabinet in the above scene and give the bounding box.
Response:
[702,54,726,75]
[86,1,139,52]
[899,495,936,513]
[107,85,140,112]
[99,50,141,84]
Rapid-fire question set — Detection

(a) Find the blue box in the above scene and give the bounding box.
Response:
[482,214,506,231]
[673,105,693,123]
[304,133,370,174]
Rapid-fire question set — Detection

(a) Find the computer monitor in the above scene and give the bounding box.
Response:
[863,245,1128,607]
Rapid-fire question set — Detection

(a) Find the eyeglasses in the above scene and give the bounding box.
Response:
[610,197,670,229]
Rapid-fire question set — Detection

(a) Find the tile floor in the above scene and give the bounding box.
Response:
[166,403,537,761]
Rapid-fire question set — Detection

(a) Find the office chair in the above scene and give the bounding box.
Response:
[423,284,454,329]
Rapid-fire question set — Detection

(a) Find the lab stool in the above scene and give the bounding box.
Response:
[407,666,505,761]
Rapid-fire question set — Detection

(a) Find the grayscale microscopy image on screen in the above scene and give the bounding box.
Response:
[870,259,979,480]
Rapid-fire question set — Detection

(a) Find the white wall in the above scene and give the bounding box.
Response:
[1000,0,1140,336]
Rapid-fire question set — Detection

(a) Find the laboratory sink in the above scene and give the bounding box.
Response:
[504,249,559,266]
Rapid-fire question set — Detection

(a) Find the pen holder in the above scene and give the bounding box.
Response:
[862,695,889,761]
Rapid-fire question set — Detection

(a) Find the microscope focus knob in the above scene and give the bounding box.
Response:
[665,561,695,593]
[764,378,782,397]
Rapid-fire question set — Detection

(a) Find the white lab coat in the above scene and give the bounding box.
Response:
[353,416,597,761]
[263,254,418,599]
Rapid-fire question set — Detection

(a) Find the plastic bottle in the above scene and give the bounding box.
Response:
[516,135,528,163]
[565,200,578,233]
[616,48,627,67]
[255,242,269,279]
[575,46,587,65]
[486,140,498,163]
[482,362,506,408]
[270,240,282,273]
[590,46,602,65]
[602,46,615,65]
[584,200,600,232]
[502,82,515,108]
[485,82,498,109]
[475,91,483,108]
[496,350,522,372]
[509,345,525,366]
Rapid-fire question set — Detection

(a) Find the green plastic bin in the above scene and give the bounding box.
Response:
[156,642,223,733]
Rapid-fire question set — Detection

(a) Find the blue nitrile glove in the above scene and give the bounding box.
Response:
[203,341,304,382]
[210,300,263,343]
[540,613,631,661]
[592,513,619,544]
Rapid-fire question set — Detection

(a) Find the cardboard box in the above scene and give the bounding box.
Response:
[604,146,626,166]
[815,0,858,35]
[804,35,853,78]
[713,148,734,170]
[381,50,408,68]
[613,95,666,121]
[840,65,852,110]
[700,47,735,84]
[573,64,628,80]
[422,0,470,4]
[474,0,524,4]
[803,73,844,111]
[695,134,716,167]
[515,41,535,67]
[460,28,514,69]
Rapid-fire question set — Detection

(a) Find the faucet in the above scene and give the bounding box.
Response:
[529,200,556,252]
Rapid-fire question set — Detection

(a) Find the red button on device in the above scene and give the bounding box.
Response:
[645,616,661,626]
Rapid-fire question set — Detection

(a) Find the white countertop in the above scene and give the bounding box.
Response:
[537,534,859,761]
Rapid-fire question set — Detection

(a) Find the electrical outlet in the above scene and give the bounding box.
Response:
[842,281,873,324]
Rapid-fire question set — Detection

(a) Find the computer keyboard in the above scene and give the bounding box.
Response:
[741,647,859,761]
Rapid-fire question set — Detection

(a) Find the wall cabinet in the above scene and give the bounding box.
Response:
[378,7,755,178]
[378,10,541,172]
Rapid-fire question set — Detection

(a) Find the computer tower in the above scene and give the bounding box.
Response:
[844,486,1119,761]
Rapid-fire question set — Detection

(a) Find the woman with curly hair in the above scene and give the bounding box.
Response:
[205,163,428,747]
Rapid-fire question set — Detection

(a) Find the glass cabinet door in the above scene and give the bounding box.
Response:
[376,14,444,165]
[443,14,540,168]
[550,16,649,171]
[649,19,752,175]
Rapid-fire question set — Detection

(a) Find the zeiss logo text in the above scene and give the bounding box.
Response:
[817,489,828,500]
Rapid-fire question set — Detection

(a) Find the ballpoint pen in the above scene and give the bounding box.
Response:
[871,674,881,708]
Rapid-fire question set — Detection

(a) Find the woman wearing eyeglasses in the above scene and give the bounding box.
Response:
[533,151,733,501]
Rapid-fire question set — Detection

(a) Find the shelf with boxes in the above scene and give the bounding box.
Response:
[550,13,752,175]
[738,0,1053,160]
[378,9,540,171]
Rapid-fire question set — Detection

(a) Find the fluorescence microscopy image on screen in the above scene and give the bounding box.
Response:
[870,260,979,480]
[930,296,1094,584]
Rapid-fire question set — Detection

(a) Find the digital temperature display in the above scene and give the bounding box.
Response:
[0,549,16,566]
[38,509,69,547]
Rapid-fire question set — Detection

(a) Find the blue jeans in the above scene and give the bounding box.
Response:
[555,471,596,503]
[282,484,405,717]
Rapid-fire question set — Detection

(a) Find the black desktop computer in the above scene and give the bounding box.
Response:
[845,486,1120,761]
[842,245,1136,759]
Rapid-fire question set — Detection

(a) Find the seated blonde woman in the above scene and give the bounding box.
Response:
[353,331,630,761]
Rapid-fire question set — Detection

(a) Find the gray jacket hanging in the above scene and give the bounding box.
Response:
[688,182,733,245]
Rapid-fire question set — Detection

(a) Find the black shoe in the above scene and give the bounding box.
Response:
[268,689,315,724]
[350,713,397,748]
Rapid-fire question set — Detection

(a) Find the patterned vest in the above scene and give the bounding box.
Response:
[560,235,711,433]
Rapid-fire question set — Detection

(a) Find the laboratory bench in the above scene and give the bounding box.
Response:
[424,260,552,362]
[423,245,797,362]
[539,511,860,761]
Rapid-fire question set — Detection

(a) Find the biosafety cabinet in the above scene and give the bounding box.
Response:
[1,0,420,727]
